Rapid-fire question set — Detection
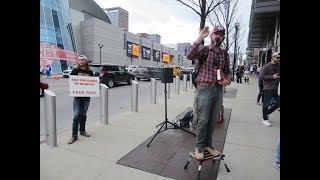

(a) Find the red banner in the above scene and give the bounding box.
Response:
[40,43,78,62]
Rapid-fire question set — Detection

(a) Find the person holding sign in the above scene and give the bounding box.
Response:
[68,55,94,144]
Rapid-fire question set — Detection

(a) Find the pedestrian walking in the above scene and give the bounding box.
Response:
[260,52,280,127]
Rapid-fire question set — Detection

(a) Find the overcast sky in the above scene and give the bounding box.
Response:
[93,0,252,55]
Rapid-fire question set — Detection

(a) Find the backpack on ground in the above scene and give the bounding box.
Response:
[178,109,193,128]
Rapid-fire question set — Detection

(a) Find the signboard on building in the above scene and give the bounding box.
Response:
[142,46,151,60]
[69,76,100,97]
[127,42,132,55]
[162,53,170,63]
[153,50,160,62]
[127,42,139,57]
[132,44,139,57]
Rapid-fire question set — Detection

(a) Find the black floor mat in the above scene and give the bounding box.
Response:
[117,108,232,180]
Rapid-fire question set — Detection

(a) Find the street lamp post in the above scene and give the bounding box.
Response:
[232,22,239,81]
[98,44,103,64]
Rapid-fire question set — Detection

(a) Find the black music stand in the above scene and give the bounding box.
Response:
[147,68,196,147]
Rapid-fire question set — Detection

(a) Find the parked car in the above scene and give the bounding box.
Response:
[89,64,103,77]
[40,76,49,97]
[185,65,196,71]
[133,66,161,81]
[90,63,135,88]
[62,69,72,78]
[179,68,192,80]
[125,65,138,72]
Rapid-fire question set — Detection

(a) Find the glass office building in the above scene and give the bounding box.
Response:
[40,0,77,73]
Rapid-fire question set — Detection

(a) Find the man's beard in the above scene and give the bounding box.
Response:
[212,39,222,47]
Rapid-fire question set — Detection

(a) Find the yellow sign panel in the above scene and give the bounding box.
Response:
[162,53,170,62]
[132,44,139,57]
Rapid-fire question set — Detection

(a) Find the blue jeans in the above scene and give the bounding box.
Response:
[275,139,280,164]
[195,86,223,151]
[262,89,280,120]
[72,97,91,137]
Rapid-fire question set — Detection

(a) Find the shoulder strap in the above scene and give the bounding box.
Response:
[195,46,209,80]
[224,50,227,61]
[223,50,228,69]
[199,46,209,65]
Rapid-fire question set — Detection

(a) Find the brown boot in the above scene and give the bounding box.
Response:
[80,131,91,137]
[205,147,223,156]
[68,136,78,144]
[195,148,204,160]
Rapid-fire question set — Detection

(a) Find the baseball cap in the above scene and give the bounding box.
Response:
[272,52,280,57]
[78,55,88,61]
[213,25,225,34]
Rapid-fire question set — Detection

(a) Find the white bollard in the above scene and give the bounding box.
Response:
[176,76,180,94]
[183,74,187,91]
[131,81,138,112]
[151,78,156,104]
[100,84,109,124]
[190,73,193,89]
[44,90,57,147]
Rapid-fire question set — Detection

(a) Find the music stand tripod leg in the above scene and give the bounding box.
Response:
[147,121,166,147]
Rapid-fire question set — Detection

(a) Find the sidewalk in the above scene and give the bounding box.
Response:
[40,79,280,180]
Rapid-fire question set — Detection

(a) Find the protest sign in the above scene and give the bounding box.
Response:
[69,75,100,97]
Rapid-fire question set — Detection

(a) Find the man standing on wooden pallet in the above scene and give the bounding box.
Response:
[186,25,231,160]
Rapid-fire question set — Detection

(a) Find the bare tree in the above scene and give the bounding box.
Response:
[236,26,246,54]
[176,0,226,35]
[208,0,242,53]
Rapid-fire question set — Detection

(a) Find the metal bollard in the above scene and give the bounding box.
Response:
[100,84,109,125]
[44,90,57,147]
[183,74,187,91]
[173,78,176,93]
[131,80,138,112]
[176,76,180,94]
[190,73,193,89]
[151,78,156,104]
[167,83,170,99]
